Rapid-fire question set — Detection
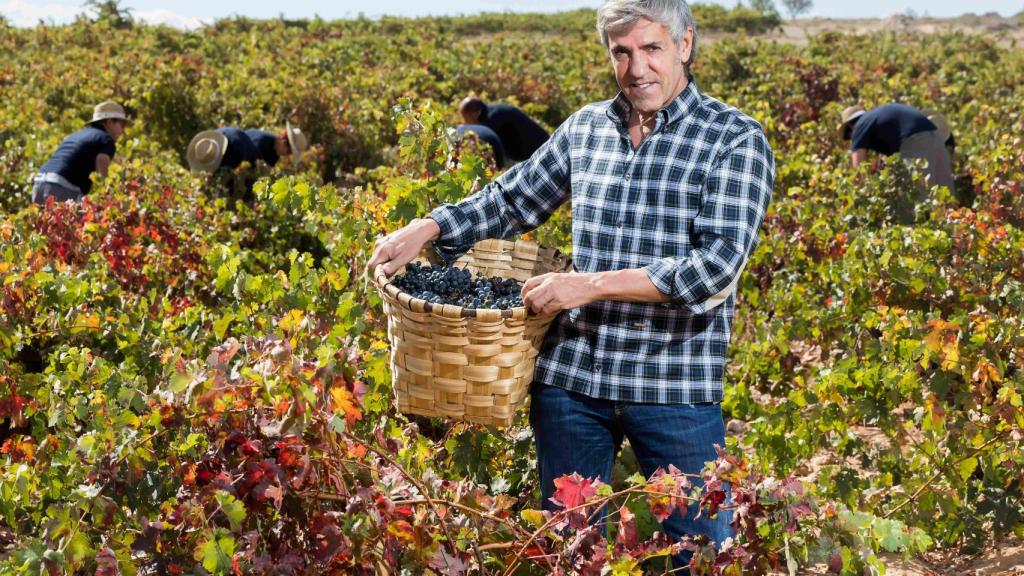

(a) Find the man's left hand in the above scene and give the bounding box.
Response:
[521,272,599,315]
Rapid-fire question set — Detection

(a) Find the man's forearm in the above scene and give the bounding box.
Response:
[589,268,671,304]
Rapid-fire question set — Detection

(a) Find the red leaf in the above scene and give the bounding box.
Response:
[550,473,598,509]
[94,546,119,576]
[429,548,470,576]
[615,505,638,550]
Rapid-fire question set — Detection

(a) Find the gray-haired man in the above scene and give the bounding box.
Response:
[369,0,774,564]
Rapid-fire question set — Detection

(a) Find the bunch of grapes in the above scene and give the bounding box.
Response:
[392,262,525,310]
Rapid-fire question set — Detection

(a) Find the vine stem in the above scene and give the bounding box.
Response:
[883,431,1007,519]
[340,431,459,569]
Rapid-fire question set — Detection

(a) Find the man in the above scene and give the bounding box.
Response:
[370,0,773,564]
[458,97,549,163]
[839,103,955,193]
[32,101,127,205]
[455,124,508,168]
[186,123,307,174]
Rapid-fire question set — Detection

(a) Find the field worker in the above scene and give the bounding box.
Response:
[458,97,549,163]
[455,124,508,168]
[32,101,127,205]
[186,123,307,174]
[371,0,773,566]
[839,103,955,193]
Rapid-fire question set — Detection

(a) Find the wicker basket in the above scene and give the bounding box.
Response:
[373,238,571,427]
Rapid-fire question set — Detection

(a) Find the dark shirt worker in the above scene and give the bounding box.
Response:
[186,124,307,174]
[458,97,549,163]
[840,103,955,193]
[455,124,508,168]
[32,101,128,205]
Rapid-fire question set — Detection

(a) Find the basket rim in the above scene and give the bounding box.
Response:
[371,239,568,321]
[374,263,528,320]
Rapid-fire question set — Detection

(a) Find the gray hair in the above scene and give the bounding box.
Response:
[596,0,698,68]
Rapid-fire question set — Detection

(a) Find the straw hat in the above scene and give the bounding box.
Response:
[90,101,127,123]
[285,122,308,165]
[921,108,952,143]
[186,130,229,174]
[838,105,866,138]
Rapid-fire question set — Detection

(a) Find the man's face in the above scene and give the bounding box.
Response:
[607,18,692,116]
[276,135,291,157]
[104,119,126,141]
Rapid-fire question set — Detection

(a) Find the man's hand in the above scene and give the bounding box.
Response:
[367,218,442,277]
[521,272,600,315]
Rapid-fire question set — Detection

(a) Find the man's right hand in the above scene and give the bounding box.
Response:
[367,218,442,277]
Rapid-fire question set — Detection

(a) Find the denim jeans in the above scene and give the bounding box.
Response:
[529,382,733,567]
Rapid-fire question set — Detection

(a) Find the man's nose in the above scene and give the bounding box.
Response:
[628,52,648,78]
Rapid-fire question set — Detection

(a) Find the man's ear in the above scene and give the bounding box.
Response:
[679,27,694,64]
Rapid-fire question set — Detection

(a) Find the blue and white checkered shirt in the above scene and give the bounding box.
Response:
[429,81,774,404]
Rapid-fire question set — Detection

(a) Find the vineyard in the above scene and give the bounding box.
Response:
[1,6,1023,576]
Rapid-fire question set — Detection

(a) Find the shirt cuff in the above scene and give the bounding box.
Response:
[427,205,473,264]
[642,258,706,314]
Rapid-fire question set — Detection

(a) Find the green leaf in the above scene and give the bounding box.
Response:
[196,531,235,574]
[958,457,978,482]
[873,518,907,552]
[216,491,247,532]
[213,313,235,340]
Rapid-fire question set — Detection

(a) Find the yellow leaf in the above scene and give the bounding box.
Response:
[520,509,546,528]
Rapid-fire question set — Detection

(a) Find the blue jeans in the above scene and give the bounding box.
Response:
[529,382,733,567]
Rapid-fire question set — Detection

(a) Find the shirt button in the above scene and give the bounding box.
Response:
[616,219,623,227]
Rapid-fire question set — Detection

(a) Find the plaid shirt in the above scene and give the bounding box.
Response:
[429,81,774,404]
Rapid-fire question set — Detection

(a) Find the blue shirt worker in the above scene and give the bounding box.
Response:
[32,101,127,205]
[840,103,955,193]
[370,0,774,566]
[458,97,549,163]
[455,124,508,168]
[186,123,307,174]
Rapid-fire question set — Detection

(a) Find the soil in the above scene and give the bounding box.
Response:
[705,13,1024,47]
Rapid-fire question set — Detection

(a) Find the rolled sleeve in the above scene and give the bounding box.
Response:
[643,129,774,314]
[428,117,573,262]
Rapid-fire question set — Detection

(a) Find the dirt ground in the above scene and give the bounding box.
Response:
[706,12,1024,46]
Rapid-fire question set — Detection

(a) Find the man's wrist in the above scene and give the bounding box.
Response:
[414,217,442,242]
[585,271,610,301]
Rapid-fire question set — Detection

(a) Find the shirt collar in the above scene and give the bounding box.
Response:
[606,77,702,131]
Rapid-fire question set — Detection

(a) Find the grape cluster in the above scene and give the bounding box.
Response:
[392,262,524,310]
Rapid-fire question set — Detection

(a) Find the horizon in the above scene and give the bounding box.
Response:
[1,0,1021,29]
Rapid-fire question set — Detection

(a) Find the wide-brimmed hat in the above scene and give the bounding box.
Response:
[186,130,229,174]
[921,108,952,143]
[90,101,127,124]
[838,105,866,138]
[285,122,308,165]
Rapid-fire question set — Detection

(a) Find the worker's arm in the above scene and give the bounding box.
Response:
[524,130,774,316]
[851,148,867,168]
[95,153,112,177]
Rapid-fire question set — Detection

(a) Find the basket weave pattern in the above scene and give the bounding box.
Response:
[374,239,570,427]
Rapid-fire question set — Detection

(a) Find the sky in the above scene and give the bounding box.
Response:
[1,0,1021,29]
